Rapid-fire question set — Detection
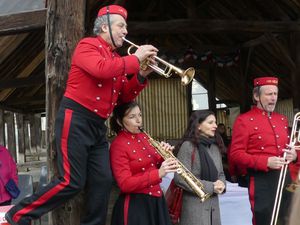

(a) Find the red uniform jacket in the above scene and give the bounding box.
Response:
[64,36,146,119]
[230,106,289,173]
[0,146,18,203]
[110,131,164,197]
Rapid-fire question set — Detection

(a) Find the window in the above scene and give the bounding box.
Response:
[192,80,208,110]
[192,80,227,110]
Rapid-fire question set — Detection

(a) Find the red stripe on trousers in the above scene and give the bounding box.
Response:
[13,109,73,222]
[249,176,256,225]
[124,195,130,225]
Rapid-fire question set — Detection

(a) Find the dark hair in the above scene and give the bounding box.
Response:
[217,123,225,127]
[110,101,140,134]
[175,110,215,154]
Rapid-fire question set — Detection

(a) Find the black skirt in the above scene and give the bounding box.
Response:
[111,193,172,225]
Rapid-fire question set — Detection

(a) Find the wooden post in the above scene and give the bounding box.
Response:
[186,82,193,117]
[208,64,216,113]
[23,118,31,162]
[5,112,17,160]
[45,0,86,224]
[0,109,5,146]
[290,32,300,112]
[29,114,42,154]
[16,113,25,163]
[29,114,38,153]
[239,48,253,113]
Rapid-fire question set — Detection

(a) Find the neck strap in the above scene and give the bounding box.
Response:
[106,6,117,48]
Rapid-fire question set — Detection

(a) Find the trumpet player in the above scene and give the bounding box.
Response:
[109,101,178,225]
[5,4,158,225]
[229,77,298,225]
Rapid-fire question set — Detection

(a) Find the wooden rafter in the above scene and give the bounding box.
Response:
[0,9,46,36]
[128,19,300,34]
[0,76,45,90]
[264,33,296,70]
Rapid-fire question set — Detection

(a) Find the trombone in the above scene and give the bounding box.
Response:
[270,112,300,225]
[122,37,195,86]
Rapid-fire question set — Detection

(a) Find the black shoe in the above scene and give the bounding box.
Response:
[5,211,18,225]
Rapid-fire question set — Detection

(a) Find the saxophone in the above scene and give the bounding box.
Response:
[141,129,210,202]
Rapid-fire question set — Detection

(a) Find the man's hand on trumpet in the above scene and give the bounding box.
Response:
[133,45,158,77]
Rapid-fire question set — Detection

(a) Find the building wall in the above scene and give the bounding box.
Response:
[275,98,294,126]
[136,78,189,141]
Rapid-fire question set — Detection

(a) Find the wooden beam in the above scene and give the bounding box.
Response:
[46,0,86,224]
[0,9,46,36]
[5,112,17,160]
[16,113,25,163]
[290,32,300,111]
[0,103,23,113]
[0,76,45,89]
[239,48,253,113]
[264,33,296,70]
[6,95,45,105]
[208,64,216,113]
[0,109,5,146]
[242,34,272,48]
[128,19,300,34]
[1,11,300,36]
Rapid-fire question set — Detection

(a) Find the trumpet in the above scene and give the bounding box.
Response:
[122,37,195,86]
[270,112,300,225]
[141,128,210,202]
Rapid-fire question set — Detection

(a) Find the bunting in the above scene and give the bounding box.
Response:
[164,48,240,68]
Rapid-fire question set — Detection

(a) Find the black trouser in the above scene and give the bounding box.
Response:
[248,169,292,225]
[7,98,113,225]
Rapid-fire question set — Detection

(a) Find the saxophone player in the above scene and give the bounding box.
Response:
[109,101,178,225]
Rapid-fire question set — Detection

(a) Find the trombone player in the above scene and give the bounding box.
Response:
[229,77,298,225]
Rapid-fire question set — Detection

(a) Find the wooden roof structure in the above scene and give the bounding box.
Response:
[1,0,300,114]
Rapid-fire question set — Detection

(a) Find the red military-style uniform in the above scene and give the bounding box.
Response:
[7,36,148,225]
[110,130,174,225]
[64,36,146,119]
[230,106,292,225]
[230,106,289,172]
[110,130,164,197]
[110,131,171,225]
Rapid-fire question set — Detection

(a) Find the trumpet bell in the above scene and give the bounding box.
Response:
[123,37,195,86]
[181,67,195,86]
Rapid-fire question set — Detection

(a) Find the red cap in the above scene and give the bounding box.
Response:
[253,77,278,87]
[97,5,127,20]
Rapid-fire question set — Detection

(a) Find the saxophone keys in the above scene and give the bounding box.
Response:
[177,168,183,174]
